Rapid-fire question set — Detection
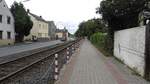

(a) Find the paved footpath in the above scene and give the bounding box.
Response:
[56,39,150,84]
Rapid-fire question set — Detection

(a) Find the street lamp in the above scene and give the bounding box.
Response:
[143,2,150,24]
[143,11,150,19]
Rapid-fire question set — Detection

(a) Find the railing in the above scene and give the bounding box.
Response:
[36,39,81,84]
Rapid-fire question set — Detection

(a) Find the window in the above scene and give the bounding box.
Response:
[7,16,11,24]
[39,24,41,28]
[0,15,2,23]
[0,31,3,39]
[45,33,48,37]
[38,33,42,37]
[7,32,11,39]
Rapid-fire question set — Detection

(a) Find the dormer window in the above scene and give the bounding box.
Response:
[0,31,3,39]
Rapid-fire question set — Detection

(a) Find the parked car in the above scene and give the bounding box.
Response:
[60,37,67,41]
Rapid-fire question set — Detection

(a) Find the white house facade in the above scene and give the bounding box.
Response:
[55,28,68,41]
[0,0,15,45]
[24,11,49,41]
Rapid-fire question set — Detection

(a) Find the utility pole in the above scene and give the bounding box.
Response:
[144,1,150,80]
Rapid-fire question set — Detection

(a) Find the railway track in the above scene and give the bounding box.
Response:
[0,40,79,84]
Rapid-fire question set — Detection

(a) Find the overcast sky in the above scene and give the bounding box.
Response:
[5,0,101,34]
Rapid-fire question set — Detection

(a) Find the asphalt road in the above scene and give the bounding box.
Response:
[0,40,62,57]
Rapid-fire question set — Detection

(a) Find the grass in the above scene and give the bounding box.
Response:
[92,43,112,57]
[91,41,142,77]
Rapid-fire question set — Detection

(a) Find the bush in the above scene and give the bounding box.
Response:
[90,32,113,56]
[90,32,106,47]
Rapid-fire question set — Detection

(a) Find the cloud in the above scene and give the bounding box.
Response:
[5,0,101,34]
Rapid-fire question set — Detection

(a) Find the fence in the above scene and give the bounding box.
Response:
[36,39,81,84]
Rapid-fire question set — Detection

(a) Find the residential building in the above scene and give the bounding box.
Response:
[47,21,56,40]
[0,0,15,45]
[55,28,68,41]
[24,10,49,41]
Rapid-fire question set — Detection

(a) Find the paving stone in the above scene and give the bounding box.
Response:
[56,39,150,84]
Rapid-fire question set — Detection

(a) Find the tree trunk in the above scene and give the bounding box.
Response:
[15,34,24,43]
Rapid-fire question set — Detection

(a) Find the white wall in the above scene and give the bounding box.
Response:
[25,13,49,40]
[114,26,146,76]
[0,0,15,40]
[56,32,63,39]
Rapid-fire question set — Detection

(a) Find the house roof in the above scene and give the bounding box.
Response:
[47,21,55,25]
[29,12,48,23]
[56,29,68,33]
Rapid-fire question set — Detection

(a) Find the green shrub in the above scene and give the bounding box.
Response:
[90,32,113,56]
[90,32,106,47]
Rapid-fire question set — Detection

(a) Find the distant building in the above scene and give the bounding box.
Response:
[0,0,15,45]
[24,10,49,41]
[55,28,68,41]
[47,21,56,40]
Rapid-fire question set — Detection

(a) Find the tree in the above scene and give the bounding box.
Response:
[95,0,149,54]
[10,2,33,42]
[75,18,106,38]
[97,0,149,31]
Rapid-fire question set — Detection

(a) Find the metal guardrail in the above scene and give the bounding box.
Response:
[36,39,82,84]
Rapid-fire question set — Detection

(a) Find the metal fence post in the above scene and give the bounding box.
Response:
[75,42,77,49]
[66,47,70,63]
[72,44,74,54]
[77,42,79,49]
[54,53,59,80]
